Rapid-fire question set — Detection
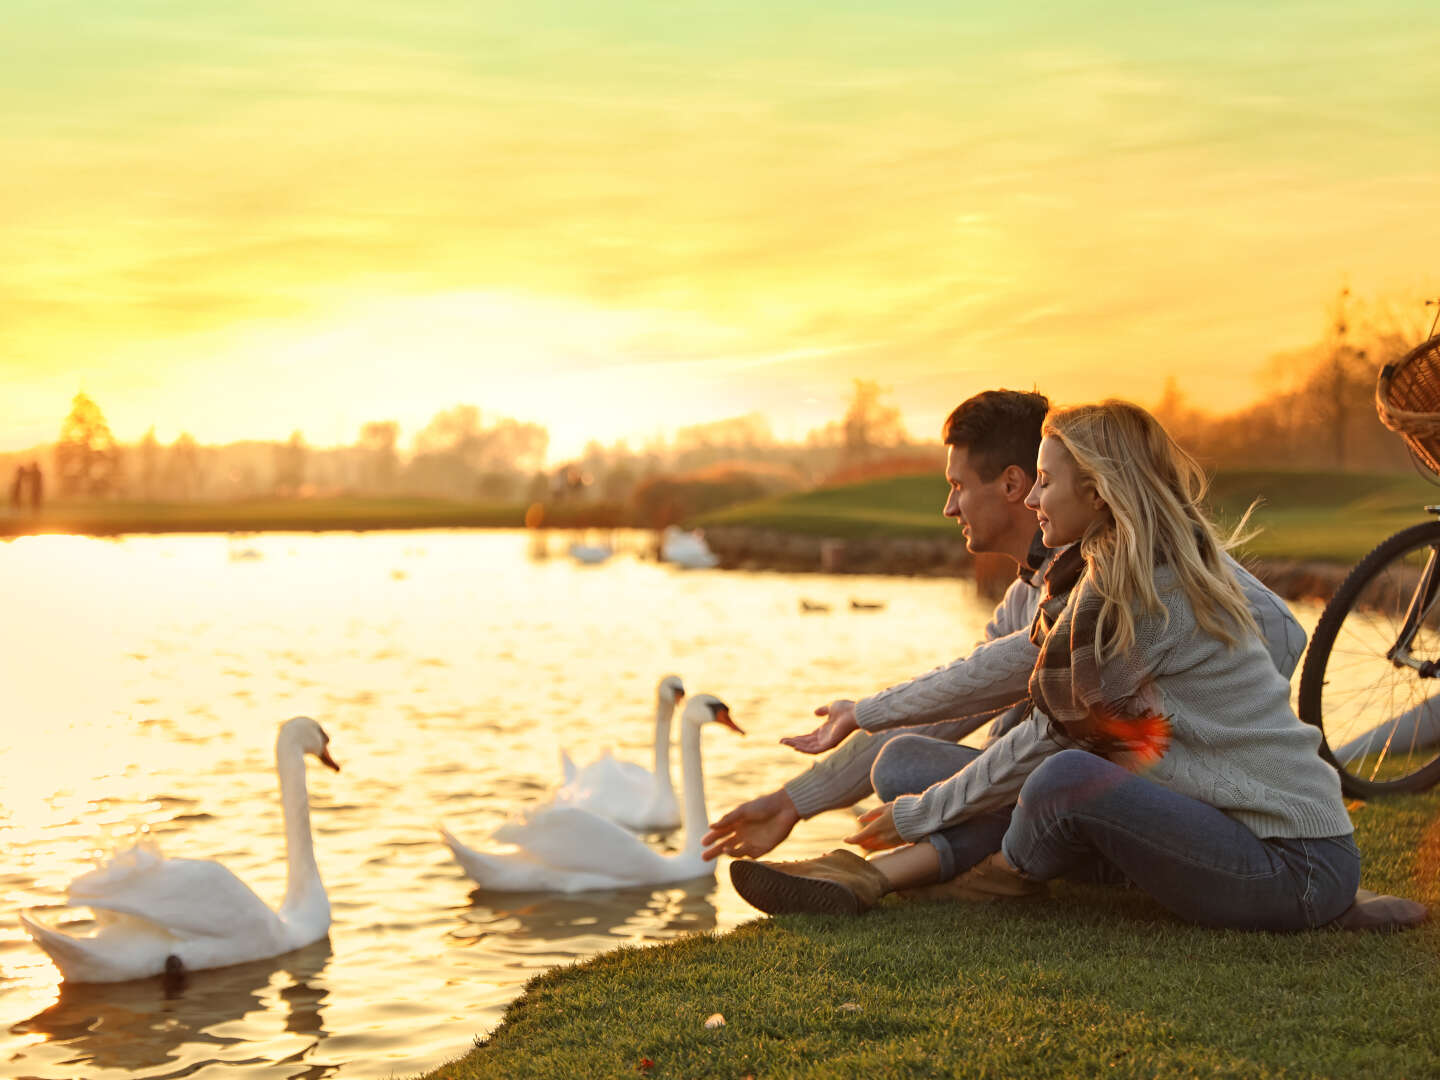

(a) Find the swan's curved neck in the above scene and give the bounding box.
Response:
[651,695,678,798]
[678,719,708,855]
[276,744,326,923]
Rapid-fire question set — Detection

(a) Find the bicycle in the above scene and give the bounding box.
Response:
[1297,321,1440,797]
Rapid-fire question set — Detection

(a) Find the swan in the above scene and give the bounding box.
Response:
[553,674,685,830]
[568,541,613,565]
[661,526,719,569]
[441,693,741,892]
[20,716,340,984]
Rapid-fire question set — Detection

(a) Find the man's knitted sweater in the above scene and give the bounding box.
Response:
[889,566,1350,844]
[781,557,1049,817]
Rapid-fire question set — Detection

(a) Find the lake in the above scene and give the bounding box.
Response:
[0,529,1035,1079]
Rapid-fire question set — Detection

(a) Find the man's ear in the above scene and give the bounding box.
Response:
[999,464,1031,501]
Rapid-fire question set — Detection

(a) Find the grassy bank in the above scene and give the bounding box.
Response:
[699,467,1440,565]
[0,496,627,538]
[7,468,1440,568]
[424,788,1440,1079]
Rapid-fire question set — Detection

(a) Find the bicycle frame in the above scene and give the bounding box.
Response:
[1387,506,1440,676]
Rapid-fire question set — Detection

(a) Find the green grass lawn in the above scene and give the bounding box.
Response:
[424,788,1440,1079]
[0,496,627,537]
[700,468,1440,565]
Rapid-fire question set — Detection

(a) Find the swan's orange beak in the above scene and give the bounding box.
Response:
[715,707,744,736]
[319,747,341,772]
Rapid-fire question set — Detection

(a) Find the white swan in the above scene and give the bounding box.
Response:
[553,674,685,830]
[660,526,719,569]
[20,716,340,984]
[568,541,613,565]
[441,693,741,892]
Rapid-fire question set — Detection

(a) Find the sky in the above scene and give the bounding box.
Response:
[5,0,1439,461]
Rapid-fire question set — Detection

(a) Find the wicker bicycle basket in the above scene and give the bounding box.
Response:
[1376,334,1440,476]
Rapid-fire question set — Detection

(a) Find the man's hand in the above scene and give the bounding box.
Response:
[845,802,903,852]
[701,789,801,861]
[779,699,860,755]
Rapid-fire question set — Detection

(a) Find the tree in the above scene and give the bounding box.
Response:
[807,379,908,461]
[408,405,549,498]
[164,433,203,499]
[55,391,122,497]
[136,427,161,501]
[274,431,307,495]
[357,421,400,492]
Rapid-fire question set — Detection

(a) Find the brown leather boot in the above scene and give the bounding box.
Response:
[1330,888,1429,932]
[899,851,1047,903]
[730,849,891,916]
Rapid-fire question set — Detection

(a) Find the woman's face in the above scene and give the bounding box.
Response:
[1025,436,1107,547]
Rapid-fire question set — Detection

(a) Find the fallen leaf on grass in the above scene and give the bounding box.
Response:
[637,1057,655,1072]
[839,1002,862,1013]
[704,1012,726,1029]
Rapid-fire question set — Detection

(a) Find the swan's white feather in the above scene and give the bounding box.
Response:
[551,753,675,828]
[492,807,669,879]
[67,844,284,942]
[548,675,684,831]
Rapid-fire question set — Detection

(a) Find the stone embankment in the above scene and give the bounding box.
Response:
[699,526,1351,604]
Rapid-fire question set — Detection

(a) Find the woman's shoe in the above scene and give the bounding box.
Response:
[730,849,890,915]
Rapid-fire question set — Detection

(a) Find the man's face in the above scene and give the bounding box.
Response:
[943,445,1013,555]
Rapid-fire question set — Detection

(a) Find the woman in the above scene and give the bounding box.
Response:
[731,401,1411,930]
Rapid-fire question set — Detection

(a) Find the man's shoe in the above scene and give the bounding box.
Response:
[730,849,890,916]
[1331,888,1428,932]
[900,851,1046,903]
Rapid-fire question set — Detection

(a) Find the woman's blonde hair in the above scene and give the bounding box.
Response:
[1043,400,1257,660]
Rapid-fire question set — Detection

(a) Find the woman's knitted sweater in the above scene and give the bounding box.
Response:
[890,566,1352,843]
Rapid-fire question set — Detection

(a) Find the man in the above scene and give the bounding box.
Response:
[702,389,1056,862]
[702,388,1307,872]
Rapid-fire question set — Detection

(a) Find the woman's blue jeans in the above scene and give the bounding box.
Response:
[871,737,1360,930]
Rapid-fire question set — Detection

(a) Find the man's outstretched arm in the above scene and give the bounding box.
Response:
[701,715,1007,860]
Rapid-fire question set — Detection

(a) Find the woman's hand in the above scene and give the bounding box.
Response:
[779,699,859,755]
[845,802,903,852]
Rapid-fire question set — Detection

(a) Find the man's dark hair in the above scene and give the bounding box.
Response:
[942,389,1049,481]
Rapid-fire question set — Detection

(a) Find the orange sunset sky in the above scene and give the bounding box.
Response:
[5,1,1439,461]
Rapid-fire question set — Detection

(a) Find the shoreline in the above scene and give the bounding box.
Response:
[0,514,1352,603]
[699,525,1351,604]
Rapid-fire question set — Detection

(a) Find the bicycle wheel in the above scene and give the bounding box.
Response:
[1298,519,1440,797]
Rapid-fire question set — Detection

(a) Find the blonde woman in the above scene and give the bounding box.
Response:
[731,401,1418,930]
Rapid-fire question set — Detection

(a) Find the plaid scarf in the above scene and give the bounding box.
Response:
[1027,546,1171,762]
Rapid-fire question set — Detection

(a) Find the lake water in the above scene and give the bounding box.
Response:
[0,529,1037,1079]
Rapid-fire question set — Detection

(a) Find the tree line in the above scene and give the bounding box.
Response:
[12,292,1436,508]
[19,378,915,507]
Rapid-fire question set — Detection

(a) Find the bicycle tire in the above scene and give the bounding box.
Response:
[1298,519,1440,797]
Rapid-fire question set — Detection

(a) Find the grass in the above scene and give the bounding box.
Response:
[9,467,1440,567]
[423,788,1440,1079]
[0,496,626,537]
[699,468,1440,565]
